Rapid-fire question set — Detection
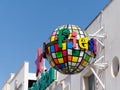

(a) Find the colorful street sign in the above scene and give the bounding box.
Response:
[28,68,55,90]
[44,24,97,74]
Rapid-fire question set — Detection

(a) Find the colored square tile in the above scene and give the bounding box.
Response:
[63,57,67,63]
[80,31,84,34]
[81,60,88,67]
[76,30,79,34]
[85,50,91,55]
[70,69,73,72]
[72,26,77,30]
[59,26,64,30]
[55,44,61,51]
[78,65,84,70]
[58,69,62,72]
[51,36,56,42]
[72,49,80,56]
[62,50,67,56]
[86,50,94,57]
[74,70,78,73]
[52,53,56,58]
[78,57,82,62]
[68,49,72,55]
[72,56,78,62]
[68,62,71,66]
[60,64,65,68]
[54,59,59,64]
[65,63,68,66]
[54,66,59,70]
[73,29,79,33]
[68,34,71,39]
[68,55,72,61]
[55,43,58,49]
[71,66,75,69]
[57,65,61,69]
[71,62,76,66]
[76,63,80,66]
[50,45,55,53]
[62,70,67,73]
[62,43,66,50]
[74,43,79,50]
[85,54,90,62]
[52,31,57,35]
[50,61,55,67]
[58,58,64,63]
[90,52,94,57]
[47,55,52,62]
[48,47,50,54]
[68,26,72,29]
[45,47,49,54]
[80,35,85,38]
[67,42,73,49]
[69,29,72,33]
[69,66,71,69]
[62,67,67,70]
[80,51,84,56]
[56,52,62,58]
[76,68,80,72]
[76,35,80,40]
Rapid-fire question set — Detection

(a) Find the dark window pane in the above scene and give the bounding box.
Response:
[88,74,95,90]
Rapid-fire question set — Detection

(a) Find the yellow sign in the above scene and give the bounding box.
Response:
[79,37,88,49]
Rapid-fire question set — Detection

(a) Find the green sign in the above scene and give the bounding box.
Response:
[28,68,55,90]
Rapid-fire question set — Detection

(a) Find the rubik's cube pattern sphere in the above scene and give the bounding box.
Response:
[45,24,95,74]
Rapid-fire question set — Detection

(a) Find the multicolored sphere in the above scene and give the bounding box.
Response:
[45,24,96,74]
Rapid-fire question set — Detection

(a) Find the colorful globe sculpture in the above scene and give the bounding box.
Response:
[44,24,96,74]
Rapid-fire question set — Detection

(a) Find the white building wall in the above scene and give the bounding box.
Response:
[2,62,36,90]
[51,72,81,90]
[10,62,28,90]
[85,0,120,90]
[24,62,29,90]
[103,0,120,90]
[70,74,81,90]
[2,73,15,90]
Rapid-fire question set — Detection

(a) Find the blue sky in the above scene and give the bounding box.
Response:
[0,0,109,89]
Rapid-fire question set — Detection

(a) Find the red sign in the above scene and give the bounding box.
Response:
[35,48,43,76]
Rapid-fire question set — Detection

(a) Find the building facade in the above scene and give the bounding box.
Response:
[30,0,120,90]
[3,0,120,90]
[2,62,36,90]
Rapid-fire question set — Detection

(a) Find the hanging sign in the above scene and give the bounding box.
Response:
[44,24,97,74]
[28,68,55,90]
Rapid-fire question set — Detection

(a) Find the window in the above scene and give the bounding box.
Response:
[28,80,36,88]
[111,56,119,78]
[83,74,95,90]
[88,74,95,90]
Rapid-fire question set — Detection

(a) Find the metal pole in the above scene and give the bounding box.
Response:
[90,67,105,90]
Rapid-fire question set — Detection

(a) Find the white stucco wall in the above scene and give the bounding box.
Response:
[2,73,15,90]
[2,62,36,90]
[103,0,120,90]
[85,0,120,90]
[10,62,28,90]
[52,72,81,90]
[70,74,81,90]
